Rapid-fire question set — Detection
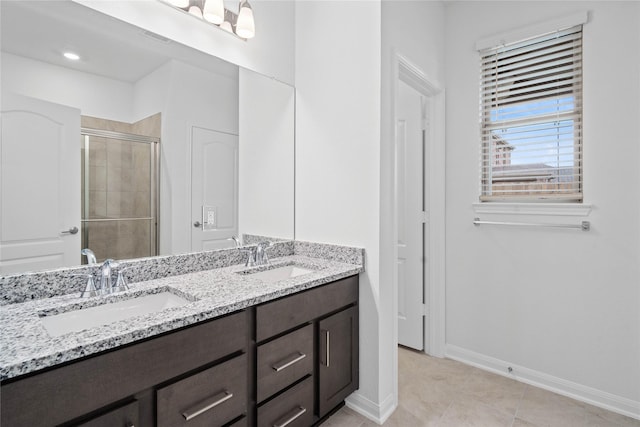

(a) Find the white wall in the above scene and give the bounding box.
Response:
[380,0,446,411]
[1,52,133,122]
[238,68,295,240]
[133,60,239,255]
[73,0,295,86]
[445,1,640,416]
[295,0,385,420]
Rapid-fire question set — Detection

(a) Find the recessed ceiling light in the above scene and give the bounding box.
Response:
[63,52,80,61]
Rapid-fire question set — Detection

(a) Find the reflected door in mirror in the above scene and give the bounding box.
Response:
[191,127,238,251]
[0,93,81,274]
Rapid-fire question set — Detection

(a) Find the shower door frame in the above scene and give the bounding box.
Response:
[81,128,160,261]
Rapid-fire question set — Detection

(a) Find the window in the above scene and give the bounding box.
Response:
[480,26,583,202]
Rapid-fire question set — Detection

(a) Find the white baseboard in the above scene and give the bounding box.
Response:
[345,391,397,425]
[446,344,640,421]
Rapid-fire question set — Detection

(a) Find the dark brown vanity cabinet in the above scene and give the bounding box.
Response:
[255,275,359,425]
[75,401,139,427]
[0,311,248,427]
[0,274,359,427]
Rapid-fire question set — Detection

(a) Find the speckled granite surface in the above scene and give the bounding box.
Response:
[0,249,364,381]
[0,240,294,305]
[294,240,365,266]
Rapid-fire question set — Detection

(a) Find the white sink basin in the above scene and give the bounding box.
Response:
[40,291,191,337]
[246,265,314,283]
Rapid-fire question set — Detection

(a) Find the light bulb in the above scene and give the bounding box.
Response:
[167,0,189,8]
[203,0,224,25]
[236,0,255,39]
[63,52,80,61]
[220,20,233,33]
[188,5,203,18]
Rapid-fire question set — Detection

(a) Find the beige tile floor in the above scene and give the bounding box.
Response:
[323,347,640,427]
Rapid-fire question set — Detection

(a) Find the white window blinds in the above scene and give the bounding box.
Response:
[480,25,583,202]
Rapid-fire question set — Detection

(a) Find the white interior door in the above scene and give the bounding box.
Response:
[0,93,81,274]
[397,80,426,350]
[190,126,239,251]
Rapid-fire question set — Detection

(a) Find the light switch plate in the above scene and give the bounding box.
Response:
[202,206,217,230]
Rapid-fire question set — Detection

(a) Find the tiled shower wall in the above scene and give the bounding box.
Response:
[80,114,160,263]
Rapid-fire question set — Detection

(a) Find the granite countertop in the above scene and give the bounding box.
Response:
[0,255,363,381]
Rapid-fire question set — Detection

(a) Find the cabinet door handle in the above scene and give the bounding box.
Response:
[181,390,233,421]
[273,406,307,427]
[322,329,330,367]
[272,352,306,372]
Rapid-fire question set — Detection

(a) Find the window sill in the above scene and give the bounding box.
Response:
[472,202,592,217]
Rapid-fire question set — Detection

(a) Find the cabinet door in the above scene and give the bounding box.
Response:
[318,305,359,417]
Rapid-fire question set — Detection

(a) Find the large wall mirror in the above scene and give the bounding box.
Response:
[0,0,295,275]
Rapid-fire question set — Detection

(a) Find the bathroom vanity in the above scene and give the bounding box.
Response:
[0,243,362,427]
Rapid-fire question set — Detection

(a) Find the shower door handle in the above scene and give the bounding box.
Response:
[61,226,79,235]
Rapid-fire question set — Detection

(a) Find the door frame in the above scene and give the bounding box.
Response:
[391,49,446,390]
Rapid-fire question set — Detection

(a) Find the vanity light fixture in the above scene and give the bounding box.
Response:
[202,0,224,25]
[160,0,256,40]
[219,10,235,34]
[167,0,189,7]
[188,5,203,19]
[235,0,255,39]
[63,52,80,61]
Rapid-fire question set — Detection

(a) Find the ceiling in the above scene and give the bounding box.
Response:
[0,0,238,83]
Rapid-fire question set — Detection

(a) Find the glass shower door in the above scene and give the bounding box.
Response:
[80,129,159,263]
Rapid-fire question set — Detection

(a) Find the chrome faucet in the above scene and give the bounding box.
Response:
[228,236,241,247]
[239,246,257,267]
[77,259,129,297]
[255,241,272,265]
[98,259,117,294]
[239,241,272,267]
[81,248,97,265]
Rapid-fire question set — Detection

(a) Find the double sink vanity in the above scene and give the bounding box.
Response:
[0,239,363,427]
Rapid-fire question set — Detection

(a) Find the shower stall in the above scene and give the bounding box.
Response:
[80,128,159,263]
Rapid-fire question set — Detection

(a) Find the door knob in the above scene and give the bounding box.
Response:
[193,221,202,228]
[61,226,79,235]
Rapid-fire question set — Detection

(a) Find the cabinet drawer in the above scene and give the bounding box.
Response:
[256,275,358,341]
[157,354,247,427]
[257,324,313,402]
[74,400,138,427]
[257,377,314,427]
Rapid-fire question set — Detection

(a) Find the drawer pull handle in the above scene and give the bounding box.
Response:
[181,391,233,421]
[273,406,307,427]
[272,352,307,372]
[322,329,330,367]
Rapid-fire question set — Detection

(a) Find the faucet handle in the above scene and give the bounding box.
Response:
[238,246,257,267]
[73,273,99,298]
[113,268,130,293]
[102,259,118,269]
[257,241,272,265]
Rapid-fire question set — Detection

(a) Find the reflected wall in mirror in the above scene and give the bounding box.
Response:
[0,0,294,275]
